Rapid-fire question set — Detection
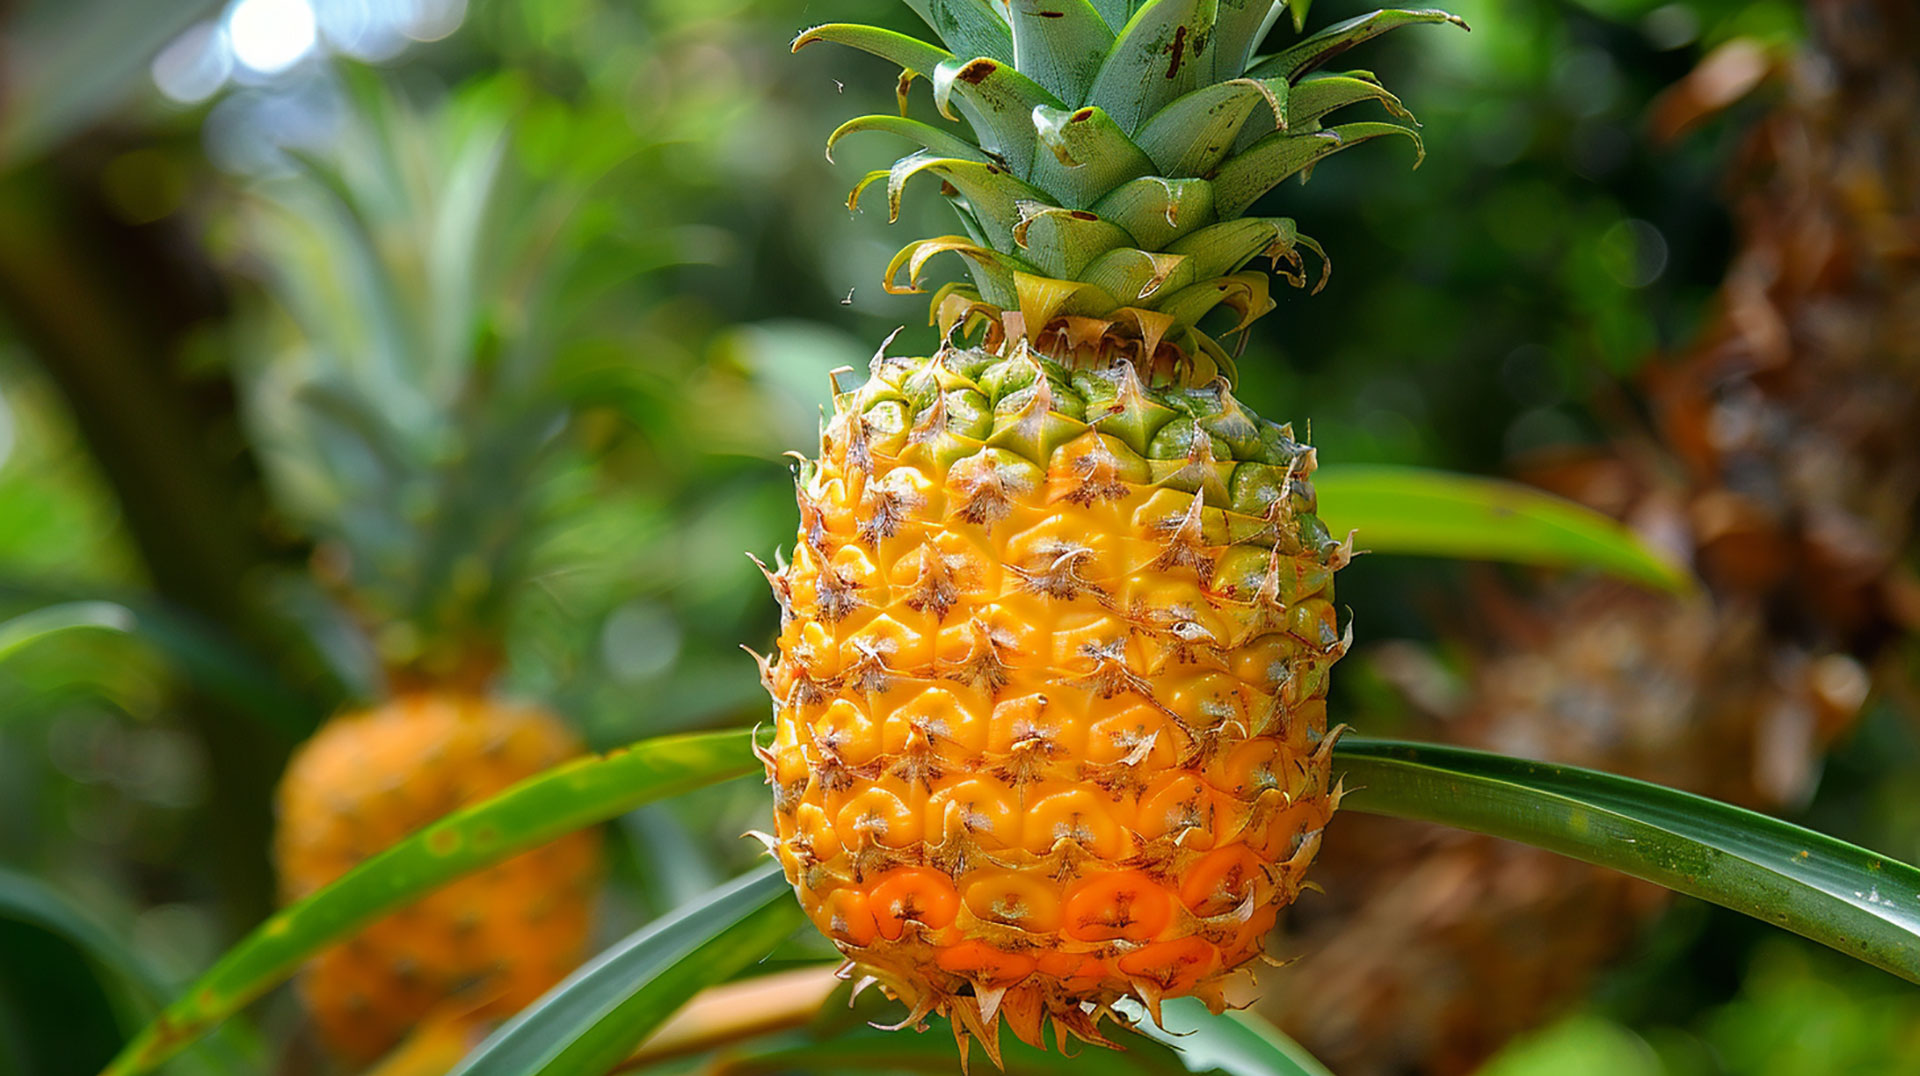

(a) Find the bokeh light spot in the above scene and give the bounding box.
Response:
[228,0,318,75]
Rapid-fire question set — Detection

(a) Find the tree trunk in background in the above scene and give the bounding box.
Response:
[0,142,315,928]
[1263,0,1920,1071]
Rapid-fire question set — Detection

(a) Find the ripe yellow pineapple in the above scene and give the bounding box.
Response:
[232,88,607,1063]
[276,694,599,1062]
[758,1,1462,1060]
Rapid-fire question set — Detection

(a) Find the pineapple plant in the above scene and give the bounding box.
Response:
[756,0,1465,1060]
[1264,0,1920,1068]
[235,86,608,1063]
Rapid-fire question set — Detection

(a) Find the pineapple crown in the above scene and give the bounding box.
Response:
[797,1,1466,383]
[237,77,607,690]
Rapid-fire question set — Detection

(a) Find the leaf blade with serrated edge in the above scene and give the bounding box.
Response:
[1244,7,1468,82]
[1212,121,1420,218]
[446,866,801,1076]
[1334,738,1920,985]
[100,729,760,1076]
[1313,464,1693,592]
[826,115,988,164]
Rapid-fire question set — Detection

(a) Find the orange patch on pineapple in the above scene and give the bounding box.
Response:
[834,783,924,849]
[1062,871,1173,942]
[935,941,1037,984]
[869,867,960,940]
[814,887,878,946]
[1180,845,1266,916]
[963,871,1062,932]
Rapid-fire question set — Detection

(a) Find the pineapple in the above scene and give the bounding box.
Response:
[276,695,598,1062]
[757,0,1463,1060]
[233,86,607,1063]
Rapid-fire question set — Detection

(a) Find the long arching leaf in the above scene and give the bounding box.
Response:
[1333,738,1920,984]
[0,588,320,737]
[1244,7,1469,82]
[101,728,760,1076]
[448,865,800,1076]
[0,870,261,1076]
[1313,464,1693,593]
[0,601,135,662]
[1132,997,1335,1076]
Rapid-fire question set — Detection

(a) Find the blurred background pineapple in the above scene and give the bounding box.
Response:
[236,83,618,1063]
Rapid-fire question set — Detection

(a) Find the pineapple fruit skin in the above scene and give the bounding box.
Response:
[275,693,601,1062]
[760,342,1349,1051]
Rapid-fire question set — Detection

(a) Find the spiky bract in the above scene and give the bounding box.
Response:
[758,342,1351,1063]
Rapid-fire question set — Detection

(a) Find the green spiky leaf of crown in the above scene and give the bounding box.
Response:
[797,2,1466,383]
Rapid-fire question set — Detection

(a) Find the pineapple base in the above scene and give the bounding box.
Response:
[757,342,1350,1065]
[274,693,601,1062]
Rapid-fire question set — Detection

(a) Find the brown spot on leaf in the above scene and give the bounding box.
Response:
[956,58,996,84]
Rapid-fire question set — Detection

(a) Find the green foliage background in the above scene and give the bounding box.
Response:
[1,0,1915,1074]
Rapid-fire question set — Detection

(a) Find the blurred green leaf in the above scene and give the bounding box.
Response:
[1130,998,1335,1076]
[1,0,222,164]
[102,728,760,1076]
[0,586,317,738]
[1313,464,1693,592]
[449,864,799,1076]
[0,867,163,1032]
[0,869,259,1076]
[0,601,135,663]
[1334,738,1920,984]
[620,803,725,912]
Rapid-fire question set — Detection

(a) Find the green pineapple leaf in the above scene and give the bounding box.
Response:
[1089,176,1219,249]
[1334,738,1920,985]
[1132,997,1338,1076]
[447,865,801,1076]
[1133,78,1289,176]
[1288,72,1412,128]
[1087,0,1222,133]
[1247,7,1470,82]
[1008,0,1116,105]
[1013,207,1138,279]
[1312,464,1694,593]
[98,729,759,1076]
[930,56,1066,179]
[827,115,989,164]
[903,0,1017,65]
[0,588,316,736]
[1030,104,1157,207]
[0,601,134,664]
[0,868,263,1076]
